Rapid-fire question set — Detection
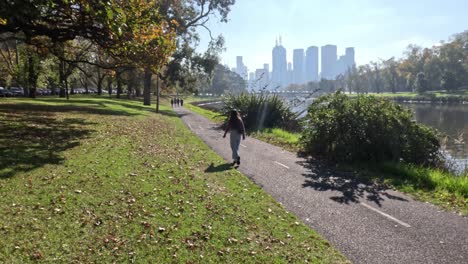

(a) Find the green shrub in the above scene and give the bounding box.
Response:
[222,93,300,131]
[300,92,442,166]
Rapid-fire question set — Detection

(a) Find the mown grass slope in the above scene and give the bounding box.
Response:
[0,97,347,263]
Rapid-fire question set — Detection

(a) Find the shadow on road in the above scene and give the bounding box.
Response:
[205,163,234,173]
[298,158,408,207]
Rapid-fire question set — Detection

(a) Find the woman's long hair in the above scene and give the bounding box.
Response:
[229,110,240,123]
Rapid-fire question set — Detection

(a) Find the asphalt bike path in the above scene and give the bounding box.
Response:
[174,106,468,264]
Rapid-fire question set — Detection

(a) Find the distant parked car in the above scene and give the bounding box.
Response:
[9,87,24,96]
[75,88,87,94]
[0,87,12,97]
[36,88,50,95]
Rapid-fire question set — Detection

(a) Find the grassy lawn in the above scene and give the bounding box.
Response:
[183,95,223,104]
[0,96,347,263]
[346,163,468,215]
[367,89,468,98]
[184,103,226,123]
[251,128,301,153]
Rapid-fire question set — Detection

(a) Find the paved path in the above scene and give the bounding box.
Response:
[174,106,468,264]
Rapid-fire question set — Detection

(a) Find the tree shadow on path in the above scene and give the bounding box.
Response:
[298,158,408,207]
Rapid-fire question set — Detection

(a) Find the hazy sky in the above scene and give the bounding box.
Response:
[197,0,468,72]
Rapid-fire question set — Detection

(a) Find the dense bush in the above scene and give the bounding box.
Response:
[222,93,300,131]
[300,92,442,166]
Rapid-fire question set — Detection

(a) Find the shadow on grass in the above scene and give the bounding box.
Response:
[0,108,95,179]
[298,158,408,207]
[205,163,234,173]
[63,98,157,114]
[0,100,148,116]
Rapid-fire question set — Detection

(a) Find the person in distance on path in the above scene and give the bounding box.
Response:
[170,98,174,107]
[223,110,246,165]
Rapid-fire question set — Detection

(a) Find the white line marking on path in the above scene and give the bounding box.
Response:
[274,161,290,169]
[360,202,411,228]
[240,144,247,148]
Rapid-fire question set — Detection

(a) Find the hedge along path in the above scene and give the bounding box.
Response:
[0,97,348,263]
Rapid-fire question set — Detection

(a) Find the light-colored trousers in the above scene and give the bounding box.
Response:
[229,130,241,160]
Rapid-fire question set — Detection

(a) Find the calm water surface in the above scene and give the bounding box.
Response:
[403,103,468,170]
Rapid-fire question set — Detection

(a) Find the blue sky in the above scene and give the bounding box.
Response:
[197,0,468,72]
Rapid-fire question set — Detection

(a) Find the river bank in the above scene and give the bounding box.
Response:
[187,99,467,215]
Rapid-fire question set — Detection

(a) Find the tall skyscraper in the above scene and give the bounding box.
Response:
[263,63,270,89]
[293,49,305,84]
[321,45,337,80]
[248,72,255,90]
[272,37,287,88]
[286,62,293,86]
[236,56,248,80]
[305,46,319,82]
[255,68,268,91]
[336,55,347,76]
[345,47,355,72]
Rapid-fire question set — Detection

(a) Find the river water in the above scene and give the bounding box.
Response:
[404,103,468,171]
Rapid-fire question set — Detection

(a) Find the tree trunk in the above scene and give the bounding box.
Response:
[84,79,89,94]
[116,71,122,99]
[127,69,134,99]
[107,78,112,97]
[156,75,160,113]
[59,61,66,98]
[136,87,141,97]
[27,53,35,98]
[143,68,152,106]
[65,79,69,100]
[97,68,103,95]
[97,78,103,95]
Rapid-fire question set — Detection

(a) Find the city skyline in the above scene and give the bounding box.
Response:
[237,40,355,89]
[197,0,468,73]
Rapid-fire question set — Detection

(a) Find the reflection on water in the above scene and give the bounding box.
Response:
[403,103,468,171]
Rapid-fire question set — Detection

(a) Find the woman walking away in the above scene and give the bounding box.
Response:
[223,110,246,165]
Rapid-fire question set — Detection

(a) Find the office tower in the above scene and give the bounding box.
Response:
[305,46,319,82]
[236,56,248,80]
[263,63,271,90]
[321,44,337,80]
[263,63,269,73]
[293,49,305,84]
[272,37,287,88]
[336,55,346,76]
[248,72,255,90]
[286,62,293,86]
[255,68,268,91]
[345,47,355,72]
[249,72,255,81]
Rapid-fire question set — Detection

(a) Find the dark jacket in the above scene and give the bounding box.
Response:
[226,118,245,134]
